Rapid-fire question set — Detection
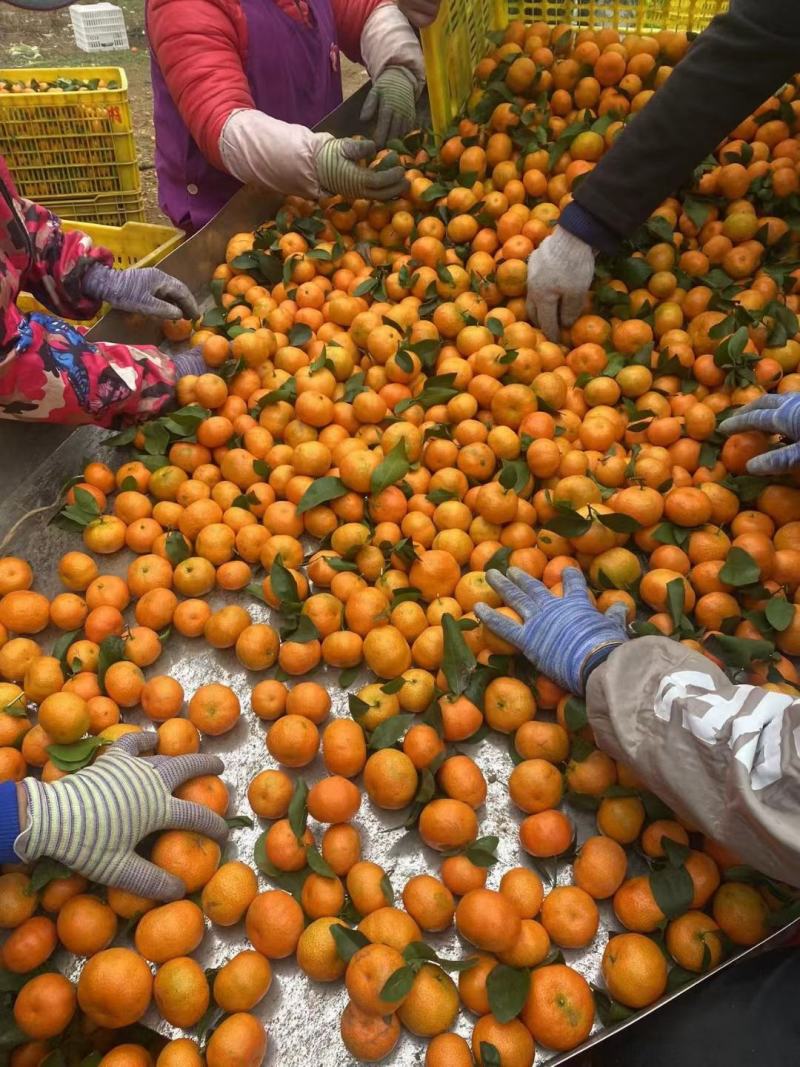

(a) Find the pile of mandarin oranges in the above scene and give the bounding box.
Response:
[3,18,800,1067]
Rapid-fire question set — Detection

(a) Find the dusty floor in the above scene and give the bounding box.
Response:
[0,0,368,224]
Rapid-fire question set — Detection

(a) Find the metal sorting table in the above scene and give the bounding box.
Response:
[1,87,798,1067]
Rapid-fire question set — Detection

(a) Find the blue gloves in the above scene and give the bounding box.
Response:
[172,348,205,378]
[475,567,629,695]
[83,264,199,321]
[720,393,800,475]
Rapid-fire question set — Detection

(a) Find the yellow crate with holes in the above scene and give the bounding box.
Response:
[0,66,142,219]
[17,220,184,326]
[422,0,729,134]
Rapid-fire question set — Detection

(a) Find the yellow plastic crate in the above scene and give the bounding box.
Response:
[422,0,728,133]
[38,189,146,227]
[18,219,184,326]
[0,66,141,214]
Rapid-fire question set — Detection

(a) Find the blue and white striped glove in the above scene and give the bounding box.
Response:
[720,393,800,475]
[17,733,228,900]
[475,567,629,695]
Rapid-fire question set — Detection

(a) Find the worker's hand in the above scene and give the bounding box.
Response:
[475,567,629,695]
[526,226,595,342]
[18,732,228,900]
[315,138,408,202]
[720,393,800,475]
[397,0,441,26]
[360,67,418,147]
[83,263,199,322]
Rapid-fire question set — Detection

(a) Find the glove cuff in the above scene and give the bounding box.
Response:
[172,348,205,379]
[581,640,627,691]
[15,777,49,863]
[0,781,21,863]
[559,201,622,256]
[81,261,114,302]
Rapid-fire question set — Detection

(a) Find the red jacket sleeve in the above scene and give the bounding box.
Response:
[332,0,387,63]
[146,0,253,170]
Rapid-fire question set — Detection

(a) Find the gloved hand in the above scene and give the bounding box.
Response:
[526,226,596,342]
[83,264,199,321]
[172,347,205,378]
[720,393,800,475]
[360,67,418,146]
[475,567,629,695]
[397,0,441,26]
[17,732,228,900]
[315,138,408,202]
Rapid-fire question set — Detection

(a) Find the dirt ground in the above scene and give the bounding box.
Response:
[0,0,368,224]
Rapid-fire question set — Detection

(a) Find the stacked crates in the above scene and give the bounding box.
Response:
[0,67,144,224]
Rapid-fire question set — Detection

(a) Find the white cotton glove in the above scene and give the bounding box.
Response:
[360,3,425,145]
[526,226,596,342]
[219,108,330,200]
[397,0,441,27]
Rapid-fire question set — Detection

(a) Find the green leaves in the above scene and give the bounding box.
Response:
[487,964,530,1022]
[441,613,477,696]
[306,845,337,878]
[499,459,529,494]
[47,736,110,772]
[225,815,254,830]
[28,858,72,892]
[271,556,300,611]
[289,323,313,348]
[480,1043,502,1067]
[705,633,775,670]
[563,696,588,732]
[464,835,499,868]
[294,480,345,516]
[97,635,125,691]
[649,836,694,919]
[766,597,794,632]
[165,530,191,566]
[371,440,411,495]
[719,547,760,588]
[331,924,370,962]
[288,778,309,842]
[369,713,415,750]
[395,373,459,414]
[380,965,416,1001]
[58,486,101,529]
[52,628,82,674]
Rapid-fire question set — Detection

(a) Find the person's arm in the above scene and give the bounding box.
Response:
[476,568,800,888]
[147,0,406,201]
[566,0,800,247]
[587,637,800,888]
[528,0,800,341]
[332,0,428,145]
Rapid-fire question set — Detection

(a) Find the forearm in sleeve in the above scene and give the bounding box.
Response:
[586,636,800,887]
[572,0,800,242]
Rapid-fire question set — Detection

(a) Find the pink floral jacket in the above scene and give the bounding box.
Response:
[0,156,176,427]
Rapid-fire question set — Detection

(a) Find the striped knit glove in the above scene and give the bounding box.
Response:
[17,733,228,900]
[360,67,418,147]
[475,567,629,695]
[720,393,800,475]
[83,264,199,322]
[315,138,408,202]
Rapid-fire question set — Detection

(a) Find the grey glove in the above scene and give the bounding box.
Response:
[83,263,199,321]
[17,732,228,900]
[397,0,441,26]
[360,67,418,147]
[315,138,408,202]
[526,226,596,342]
[720,393,800,475]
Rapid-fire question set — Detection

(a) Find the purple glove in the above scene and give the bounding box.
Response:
[720,393,800,475]
[172,348,205,378]
[475,567,629,695]
[83,264,199,321]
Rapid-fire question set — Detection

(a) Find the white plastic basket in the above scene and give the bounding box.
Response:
[69,3,129,52]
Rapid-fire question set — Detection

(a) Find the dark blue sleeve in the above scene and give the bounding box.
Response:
[572,0,800,242]
[0,780,21,863]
